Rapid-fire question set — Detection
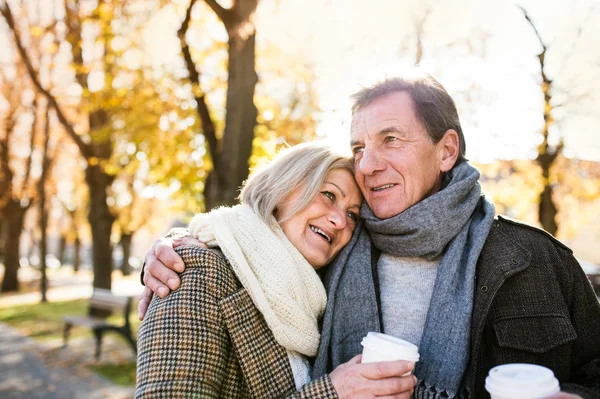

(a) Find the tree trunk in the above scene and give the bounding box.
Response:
[85,163,115,290]
[1,199,28,292]
[39,197,48,303]
[0,219,5,263]
[204,32,258,210]
[57,235,67,267]
[539,183,558,236]
[39,105,50,303]
[73,235,81,273]
[119,233,133,276]
[520,8,561,236]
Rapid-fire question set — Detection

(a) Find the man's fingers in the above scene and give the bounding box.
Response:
[146,257,181,290]
[143,274,171,299]
[362,360,415,380]
[137,287,153,320]
[173,236,208,248]
[154,240,185,273]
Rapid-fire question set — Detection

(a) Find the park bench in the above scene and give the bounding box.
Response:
[63,288,137,360]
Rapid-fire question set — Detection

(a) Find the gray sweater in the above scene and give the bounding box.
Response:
[378,254,439,347]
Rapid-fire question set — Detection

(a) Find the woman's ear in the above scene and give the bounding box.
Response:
[438,129,460,172]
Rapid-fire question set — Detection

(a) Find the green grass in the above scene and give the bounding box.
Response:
[90,361,137,386]
[0,298,140,386]
[0,299,89,340]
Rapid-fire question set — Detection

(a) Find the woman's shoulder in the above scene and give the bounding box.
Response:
[173,245,241,295]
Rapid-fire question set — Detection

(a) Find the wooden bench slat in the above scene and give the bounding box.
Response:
[63,316,112,328]
[62,288,137,360]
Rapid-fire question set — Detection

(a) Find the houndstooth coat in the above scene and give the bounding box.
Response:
[135,245,338,398]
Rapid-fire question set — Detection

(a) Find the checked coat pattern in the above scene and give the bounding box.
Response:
[135,245,338,398]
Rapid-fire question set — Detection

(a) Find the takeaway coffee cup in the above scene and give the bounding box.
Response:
[360,332,420,366]
[485,363,560,399]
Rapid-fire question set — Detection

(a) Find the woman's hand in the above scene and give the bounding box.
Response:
[138,236,207,320]
[329,355,417,399]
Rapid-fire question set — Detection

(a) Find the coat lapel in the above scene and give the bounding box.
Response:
[468,218,532,396]
[220,288,296,398]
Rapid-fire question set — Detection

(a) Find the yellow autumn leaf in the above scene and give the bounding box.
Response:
[30,26,43,37]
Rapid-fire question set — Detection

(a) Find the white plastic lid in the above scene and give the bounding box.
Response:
[485,363,560,399]
[361,332,420,362]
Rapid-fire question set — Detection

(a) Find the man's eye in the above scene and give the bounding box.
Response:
[322,191,335,201]
[347,211,358,222]
[352,147,364,155]
[385,136,398,143]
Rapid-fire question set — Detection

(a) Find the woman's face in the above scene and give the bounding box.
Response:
[278,168,362,269]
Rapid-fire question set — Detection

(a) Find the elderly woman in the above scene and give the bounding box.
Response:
[135,143,416,398]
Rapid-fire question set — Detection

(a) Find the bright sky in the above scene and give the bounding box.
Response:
[255,0,600,162]
[4,0,599,162]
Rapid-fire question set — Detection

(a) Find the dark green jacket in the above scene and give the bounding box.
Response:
[467,216,600,398]
[315,216,600,399]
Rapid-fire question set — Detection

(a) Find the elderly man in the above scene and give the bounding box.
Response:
[140,73,600,399]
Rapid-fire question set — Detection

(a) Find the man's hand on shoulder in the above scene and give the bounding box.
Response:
[138,235,207,320]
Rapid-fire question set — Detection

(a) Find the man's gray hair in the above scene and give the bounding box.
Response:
[240,142,354,225]
[351,73,467,164]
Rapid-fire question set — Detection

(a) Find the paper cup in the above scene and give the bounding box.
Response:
[360,332,420,367]
[485,363,560,399]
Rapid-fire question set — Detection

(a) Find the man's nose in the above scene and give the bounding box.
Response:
[358,148,384,175]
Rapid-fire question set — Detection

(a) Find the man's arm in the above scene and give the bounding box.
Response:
[556,250,600,399]
[138,229,204,320]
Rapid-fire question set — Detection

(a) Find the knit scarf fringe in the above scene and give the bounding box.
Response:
[413,379,468,399]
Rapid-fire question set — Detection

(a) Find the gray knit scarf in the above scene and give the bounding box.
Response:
[330,162,495,399]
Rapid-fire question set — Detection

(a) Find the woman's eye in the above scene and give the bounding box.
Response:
[347,211,358,222]
[322,191,335,201]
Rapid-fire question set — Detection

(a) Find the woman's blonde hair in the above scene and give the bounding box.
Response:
[239,142,355,225]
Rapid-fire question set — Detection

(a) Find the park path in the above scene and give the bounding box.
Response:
[0,267,143,398]
[0,322,135,398]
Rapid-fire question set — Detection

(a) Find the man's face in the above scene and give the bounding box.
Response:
[350,91,455,219]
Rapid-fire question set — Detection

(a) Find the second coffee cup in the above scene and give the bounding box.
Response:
[485,363,560,399]
[361,332,420,367]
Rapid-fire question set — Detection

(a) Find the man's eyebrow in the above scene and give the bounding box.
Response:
[350,126,403,147]
[378,126,403,135]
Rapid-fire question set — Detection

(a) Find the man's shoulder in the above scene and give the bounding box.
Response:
[490,215,573,255]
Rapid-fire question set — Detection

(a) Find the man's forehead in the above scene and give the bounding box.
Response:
[350,106,406,138]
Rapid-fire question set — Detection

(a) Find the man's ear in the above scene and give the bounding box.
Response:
[438,129,459,172]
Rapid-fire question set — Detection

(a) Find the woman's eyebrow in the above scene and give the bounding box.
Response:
[324,181,345,197]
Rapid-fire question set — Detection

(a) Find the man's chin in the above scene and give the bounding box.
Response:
[370,203,406,219]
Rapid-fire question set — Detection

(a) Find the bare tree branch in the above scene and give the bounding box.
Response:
[20,96,38,199]
[518,6,547,53]
[204,0,229,24]
[178,0,220,167]
[0,1,92,159]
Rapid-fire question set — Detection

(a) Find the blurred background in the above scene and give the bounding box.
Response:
[0,0,599,397]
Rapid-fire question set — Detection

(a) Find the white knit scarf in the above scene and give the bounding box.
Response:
[189,204,327,389]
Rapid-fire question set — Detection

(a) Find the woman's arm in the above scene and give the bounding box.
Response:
[135,246,235,398]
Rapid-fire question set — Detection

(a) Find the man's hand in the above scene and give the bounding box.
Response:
[329,355,417,399]
[138,236,207,320]
[547,394,583,399]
